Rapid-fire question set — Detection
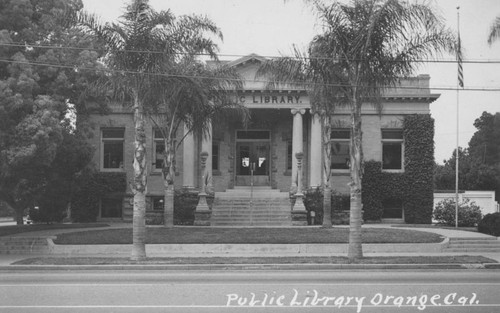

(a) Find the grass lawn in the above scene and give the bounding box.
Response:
[53,227,445,245]
[13,255,496,265]
[0,223,108,237]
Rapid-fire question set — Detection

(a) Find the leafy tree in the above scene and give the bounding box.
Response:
[0,0,101,224]
[33,126,93,223]
[469,112,500,166]
[75,0,245,259]
[434,147,470,191]
[259,0,454,260]
[435,112,500,201]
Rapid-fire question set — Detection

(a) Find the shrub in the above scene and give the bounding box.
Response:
[332,193,350,211]
[433,198,483,227]
[478,212,500,236]
[173,189,211,225]
[29,206,65,224]
[304,187,323,225]
[304,188,350,225]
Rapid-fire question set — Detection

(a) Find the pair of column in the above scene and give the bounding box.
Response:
[183,110,323,190]
[291,109,322,191]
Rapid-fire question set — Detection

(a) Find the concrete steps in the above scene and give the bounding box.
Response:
[0,236,51,254]
[211,187,292,226]
[444,237,500,252]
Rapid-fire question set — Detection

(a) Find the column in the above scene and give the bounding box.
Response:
[182,124,195,189]
[200,121,212,190]
[291,108,305,191]
[309,111,322,188]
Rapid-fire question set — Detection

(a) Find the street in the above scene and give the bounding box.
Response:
[0,269,499,312]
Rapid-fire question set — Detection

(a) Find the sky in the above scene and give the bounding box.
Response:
[81,0,500,163]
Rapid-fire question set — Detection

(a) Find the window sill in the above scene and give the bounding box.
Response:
[150,171,181,176]
[382,169,405,173]
[330,170,349,176]
[100,168,125,172]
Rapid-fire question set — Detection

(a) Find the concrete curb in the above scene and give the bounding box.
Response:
[0,263,490,271]
[46,239,446,255]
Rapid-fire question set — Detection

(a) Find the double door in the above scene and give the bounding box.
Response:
[236,142,269,186]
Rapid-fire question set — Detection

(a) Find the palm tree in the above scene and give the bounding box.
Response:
[259,0,455,260]
[148,57,247,227]
[75,0,243,259]
[488,16,500,44]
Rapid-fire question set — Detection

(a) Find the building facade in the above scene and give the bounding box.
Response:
[87,54,439,225]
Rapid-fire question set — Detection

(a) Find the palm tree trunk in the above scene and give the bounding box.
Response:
[322,186,332,227]
[162,138,175,227]
[322,116,332,227]
[348,103,363,260]
[131,98,147,261]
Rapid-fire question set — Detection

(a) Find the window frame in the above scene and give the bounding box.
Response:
[153,129,165,172]
[330,128,351,173]
[286,140,293,171]
[101,128,125,172]
[99,197,123,219]
[381,198,404,220]
[381,129,404,172]
[212,142,220,172]
[150,196,164,211]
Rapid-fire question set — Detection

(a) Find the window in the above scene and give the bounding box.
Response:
[382,198,403,219]
[100,198,122,218]
[331,129,350,170]
[102,128,124,170]
[382,129,404,171]
[212,143,219,171]
[154,129,165,170]
[286,141,293,170]
[151,196,163,211]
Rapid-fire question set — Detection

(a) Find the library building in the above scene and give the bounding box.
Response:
[88,54,439,226]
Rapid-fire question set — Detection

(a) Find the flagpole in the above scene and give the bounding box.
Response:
[455,6,461,228]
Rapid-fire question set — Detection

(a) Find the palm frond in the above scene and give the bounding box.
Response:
[488,16,500,44]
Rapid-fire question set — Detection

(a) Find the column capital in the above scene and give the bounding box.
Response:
[291,108,306,115]
[310,109,326,117]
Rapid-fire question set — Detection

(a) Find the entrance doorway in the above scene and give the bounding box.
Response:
[235,131,270,186]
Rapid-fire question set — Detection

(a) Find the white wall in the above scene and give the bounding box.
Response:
[434,191,499,216]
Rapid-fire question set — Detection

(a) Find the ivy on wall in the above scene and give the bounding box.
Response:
[403,114,435,223]
[362,114,434,223]
[71,171,127,222]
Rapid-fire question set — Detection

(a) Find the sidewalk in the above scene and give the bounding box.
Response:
[1,224,499,269]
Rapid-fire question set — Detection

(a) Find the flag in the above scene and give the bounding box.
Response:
[457,30,464,88]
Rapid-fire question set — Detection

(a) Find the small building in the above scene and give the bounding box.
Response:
[85,54,439,225]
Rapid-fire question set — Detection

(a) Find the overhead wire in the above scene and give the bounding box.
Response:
[2,42,500,64]
[1,58,499,92]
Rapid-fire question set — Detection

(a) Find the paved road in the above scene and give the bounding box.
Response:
[0,269,499,312]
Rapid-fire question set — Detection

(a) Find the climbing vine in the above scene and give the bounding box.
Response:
[362,114,434,223]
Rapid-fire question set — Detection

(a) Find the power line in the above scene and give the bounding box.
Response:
[1,58,500,92]
[2,42,500,64]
